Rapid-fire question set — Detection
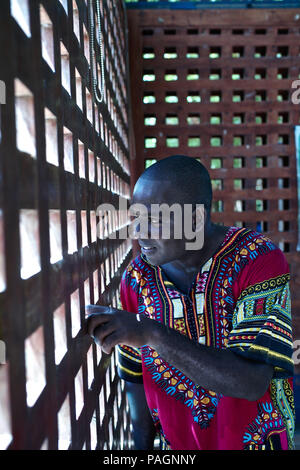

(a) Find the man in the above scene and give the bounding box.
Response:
[86,155,295,450]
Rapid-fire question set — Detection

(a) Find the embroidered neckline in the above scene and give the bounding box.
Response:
[152,225,240,296]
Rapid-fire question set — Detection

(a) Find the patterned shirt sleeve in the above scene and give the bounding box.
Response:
[116,264,143,384]
[227,248,294,379]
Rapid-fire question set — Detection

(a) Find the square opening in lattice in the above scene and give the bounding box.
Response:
[166,137,179,148]
[145,137,157,149]
[81,210,88,247]
[14,79,36,157]
[60,42,71,95]
[75,68,83,110]
[209,69,221,80]
[11,0,31,37]
[19,209,41,279]
[0,364,12,449]
[187,69,200,81]
[255,112,267,124]
[232,29,244,35]
[211,136,222,147]
[143,91,156,103]
[164,29,176,36]
[64,127,74,173]
[165,115,179,125]
[278,112,289,124]
[0,210,6,293]
[278,199,290,210]
[255,68,267,80]
[49,210,62,264]
[165,92,178,103]
[278,155,289,167]
[210,29,221,35]
[143,47,155,60]
[255,135,267,146]
[254,46,267,58]
[25,326,46,407]
[234,179,245,190]
[233,135,245,146]
[74,367,84,420]
[234,200,246,212]
[67,210,77,254]
[278,178,290,188]
[53,303,67,365]
[71,288,81,338]
[85,87,93,124]
[256,178,268,190]
[210,91,221,103]
[209,47,221,59]
[187,114,201,125]
[233,157,245,168]
[255,90,267,102]
[143,70,156,82]
[211,179,223,190]
[73,0,80,42]
[164,47,177,59]
[165,70,178,82]
[210,158,223,169]
[256,199,268,212]
[232,46,244,58]
[212,201,223,213]
[188,136,201,147]
[186,47,199,59]
[277,68,289,79]
[277,90,289,102]
[256,156,268,167]
[232,90,244,102]
[278,134,290,145]
[83,23,90,64]
[142,29,154,36]
[278,220,290,231]
[145,159,157,169]
[233,113,244,124]
[45,108,58,166]
[88,150,96,182]
[58,394,71,450]
[40,5,55,71]
[255,29,267,35]
[232,69,244,80]
[276,46,289,58]
[144,115,156,126]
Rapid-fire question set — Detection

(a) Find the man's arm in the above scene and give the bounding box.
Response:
[125,382,156,450]
[147,320,274,401]
[86,307,274,402]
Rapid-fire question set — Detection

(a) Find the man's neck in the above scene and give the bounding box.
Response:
[166,223,226,277]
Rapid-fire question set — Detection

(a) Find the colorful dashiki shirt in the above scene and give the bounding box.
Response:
[117,226,295,450]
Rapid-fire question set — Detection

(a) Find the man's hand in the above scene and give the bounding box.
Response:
[85,305,152,355]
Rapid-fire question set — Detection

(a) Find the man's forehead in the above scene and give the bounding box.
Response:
[131,178,177,205]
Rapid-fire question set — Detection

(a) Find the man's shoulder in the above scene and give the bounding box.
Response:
[232,226,284,259]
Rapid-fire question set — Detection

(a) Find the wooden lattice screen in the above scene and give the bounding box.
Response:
[127,7,300,375]
[0,0,133,450]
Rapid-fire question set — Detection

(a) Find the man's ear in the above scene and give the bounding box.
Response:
[192,205,206,233]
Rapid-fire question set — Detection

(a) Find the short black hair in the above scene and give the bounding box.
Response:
[140,155,213,219]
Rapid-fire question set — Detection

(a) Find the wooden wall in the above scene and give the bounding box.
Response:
[127,7,300,374]
[0,0,133,450]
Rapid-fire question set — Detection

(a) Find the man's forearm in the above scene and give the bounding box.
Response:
[146,319,273,401]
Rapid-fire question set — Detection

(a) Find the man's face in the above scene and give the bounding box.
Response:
[130,178,204,266]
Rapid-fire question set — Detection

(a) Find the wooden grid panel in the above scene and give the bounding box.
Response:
[127,8,300,372]
[0,0,133,450]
